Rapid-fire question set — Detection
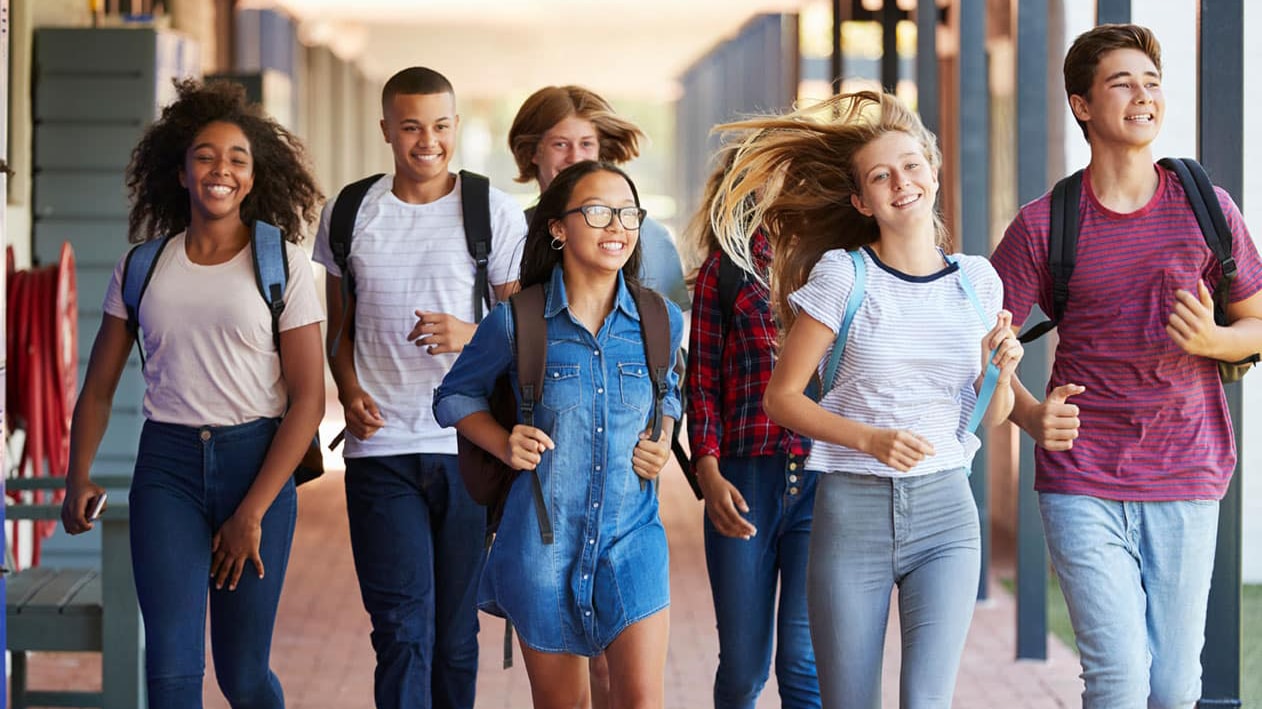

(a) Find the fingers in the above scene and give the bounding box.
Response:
[986,310,1014,346]
[1038,384,1083,450]
[410,311,474,355]
[346,395,386,439]
[885,431,935,473]
[508,426,554,470]
[1046,383,1084,405]
[706,483,757,539]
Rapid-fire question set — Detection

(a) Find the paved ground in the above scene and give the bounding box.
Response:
[16,448,1083,708]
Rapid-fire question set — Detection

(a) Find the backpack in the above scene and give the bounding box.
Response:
[1015,157,1259,382]
[456,281,676,547]
[327,170,495,357]
[121,222,324,485]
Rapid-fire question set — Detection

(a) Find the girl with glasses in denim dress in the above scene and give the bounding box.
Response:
[710,92,1023,708]
[60,79,324,707]
[435,160,684,709]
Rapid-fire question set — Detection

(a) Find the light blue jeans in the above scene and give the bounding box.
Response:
[807,468,979,709]
[1039,493,1220,709]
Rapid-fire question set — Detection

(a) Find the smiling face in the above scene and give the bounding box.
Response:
[848,130,939,232]
[1070,47,1163,150]
[380,91,458,188]
[550,169,640,278]
[179,120,254,224]
[533,115,601,192]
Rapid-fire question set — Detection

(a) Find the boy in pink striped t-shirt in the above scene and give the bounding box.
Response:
[992,24,1262,709]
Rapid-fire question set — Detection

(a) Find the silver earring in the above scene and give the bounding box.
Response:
[550,236,565,251]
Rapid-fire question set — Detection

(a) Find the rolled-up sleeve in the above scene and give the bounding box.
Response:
[433,301,515,428]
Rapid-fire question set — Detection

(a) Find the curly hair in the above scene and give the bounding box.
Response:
[710,90,946,335]
[508,86,645,184]
[125,78,323,243]
[519,161,644,290]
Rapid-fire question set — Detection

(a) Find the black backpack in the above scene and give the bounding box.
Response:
[1016,157,1259,382]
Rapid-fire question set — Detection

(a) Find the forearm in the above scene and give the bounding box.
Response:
[455,411,513,466]
[763,389,873,455]
[328,345,363,401]
[236,392,323,521]
[983,382,1016,428]
[1211,316,1262,362]
[67,393,114,485]
[1007,377,1042,434]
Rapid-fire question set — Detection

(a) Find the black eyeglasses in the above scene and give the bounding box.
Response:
[560,205,646,230]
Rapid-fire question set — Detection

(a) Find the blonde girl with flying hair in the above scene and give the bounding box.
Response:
[711,90,1023,708]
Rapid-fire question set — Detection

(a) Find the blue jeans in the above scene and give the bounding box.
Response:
[130,418,297,709]
[807,469,979,709]
[704,453,820,709]
[1039,493,1219,709]
[345,453,484,709]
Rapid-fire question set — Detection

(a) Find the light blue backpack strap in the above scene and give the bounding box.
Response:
[820,249,867,395]
[120,235,174,366]
[250,221,289,351]
[946,254,1000,434]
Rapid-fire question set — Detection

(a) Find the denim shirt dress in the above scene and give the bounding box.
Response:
[434,265,684,655]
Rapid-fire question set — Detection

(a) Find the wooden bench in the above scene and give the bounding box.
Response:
[5,475,145,708]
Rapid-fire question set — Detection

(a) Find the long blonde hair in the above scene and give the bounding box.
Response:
[710,90,946,334]
[680,146,739,279]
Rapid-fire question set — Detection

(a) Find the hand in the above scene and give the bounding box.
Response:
[632,428,671,481]
[695,456,757,539]
[1167,280,1220,358]
[1030,383,1084,451]
[982,310,1024,384]
[408,311,477,355]
[507,425,555,470]
[60,478,107,535]
[862,428,935,473]
[340,387,385,440]
[211,512,264,591]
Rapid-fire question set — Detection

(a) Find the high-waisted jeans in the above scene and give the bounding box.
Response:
[130,417,297,708]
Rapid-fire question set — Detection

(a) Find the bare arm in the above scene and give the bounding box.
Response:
[326,273,384,438]
[1168,283,1262,363]
[61,314,133,534]
[408,280,522,356]
[455,410,554,471]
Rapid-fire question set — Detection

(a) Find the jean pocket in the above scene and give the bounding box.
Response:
[541,364,582,414]
[617,362,651,414]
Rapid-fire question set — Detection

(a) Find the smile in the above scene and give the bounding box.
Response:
[892,194,921,208]
[206,185,234,197]
[598,241,626,253]
[1125,113,1154,123]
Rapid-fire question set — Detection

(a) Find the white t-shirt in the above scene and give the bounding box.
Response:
[103,232,325,427]
[788,246,1002,477]
[312,173,528,458]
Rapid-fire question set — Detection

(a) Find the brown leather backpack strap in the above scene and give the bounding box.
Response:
[630,285,672,443]
[509,283,553,545]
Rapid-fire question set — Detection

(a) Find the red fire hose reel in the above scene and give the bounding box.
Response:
[6,242,78,568]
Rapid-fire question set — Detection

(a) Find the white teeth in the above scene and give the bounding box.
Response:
[1126,114,1153,122]
[893,195,919,207]
[415,154,441,161]
[599,242,625,252]
[208,185,232,196]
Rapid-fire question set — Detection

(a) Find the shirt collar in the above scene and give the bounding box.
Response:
[543,264,640,321]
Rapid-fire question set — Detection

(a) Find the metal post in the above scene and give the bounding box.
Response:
[1095,0,1130,25]
[958,0,990,601]
[882,0,900,92]
[1197,1,1244,705]
[831,0,843,93]
[1013,0,1050,660]
[916,0,938,134]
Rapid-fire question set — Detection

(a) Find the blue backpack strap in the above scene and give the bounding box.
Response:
[820,249,867,395]
[250,221,289,351]
[120,235,175,366]
[945,254,1001,434]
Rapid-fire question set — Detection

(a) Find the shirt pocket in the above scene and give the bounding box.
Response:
[541,364,582,415]
[617,362,652,414]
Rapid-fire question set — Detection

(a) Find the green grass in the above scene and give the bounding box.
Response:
[1000,579,1262,705]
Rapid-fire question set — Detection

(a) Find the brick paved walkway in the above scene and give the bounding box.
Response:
[18,451,1083,708]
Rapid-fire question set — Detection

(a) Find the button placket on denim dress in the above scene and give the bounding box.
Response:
[434,266,683,656]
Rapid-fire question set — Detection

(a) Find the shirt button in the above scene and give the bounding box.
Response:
[589,538,596,545]
[593,502,600,508]
[789,486,800,495]
[200,430,211,441]
[553,372,560,378]
[585,610,592,617]
[789,475,798,483]
[595,465,601,471]
[597,427,603,433]
[594,349,600,356]
[597,387,604,394]
[583,574,589,580]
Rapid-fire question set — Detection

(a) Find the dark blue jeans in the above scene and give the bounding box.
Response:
[704,453,820,709]
[130,418,297,709]
[345,453,485,709]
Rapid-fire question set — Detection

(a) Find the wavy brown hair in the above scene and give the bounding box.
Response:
[508,86,645,185]
[1063,24,1162,141]
[519,161,643,290]
[125,78,322,243]
[710,90,945,334]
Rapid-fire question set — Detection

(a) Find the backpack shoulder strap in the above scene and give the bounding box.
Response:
[329,173,384,287]
[716,249,747,332]
[250,221,288,352]
[460,170,494,323]
[120,235,175,365]
[508,282,552,545]
[1158,157,1236,286]
[945,254,1001,434]
[1017,169,1083,343]
[631,284,673,443]
[820,249,867,395]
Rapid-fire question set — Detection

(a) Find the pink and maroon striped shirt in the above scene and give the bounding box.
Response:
[991,164,1262,501]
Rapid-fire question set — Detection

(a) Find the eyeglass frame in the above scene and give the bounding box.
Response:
[558,204,647,230]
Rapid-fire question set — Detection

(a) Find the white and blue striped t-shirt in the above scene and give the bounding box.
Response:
[788,246,1003,477]
[312,173,528,458]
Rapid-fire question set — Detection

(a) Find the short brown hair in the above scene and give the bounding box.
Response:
[508,86,644,184]
[1063,24,1162,140]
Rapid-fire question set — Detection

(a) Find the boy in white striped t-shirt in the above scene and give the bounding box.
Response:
[312,67,526,709]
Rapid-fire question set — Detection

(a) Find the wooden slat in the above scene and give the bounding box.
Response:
[5,566,59,608]
[17,569,100,613]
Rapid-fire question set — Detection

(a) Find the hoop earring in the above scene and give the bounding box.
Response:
[550,236,565,251]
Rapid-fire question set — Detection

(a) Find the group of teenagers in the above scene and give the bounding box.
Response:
[56,20,1262,709]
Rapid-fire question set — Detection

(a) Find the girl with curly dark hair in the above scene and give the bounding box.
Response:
[61,78,325,707]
